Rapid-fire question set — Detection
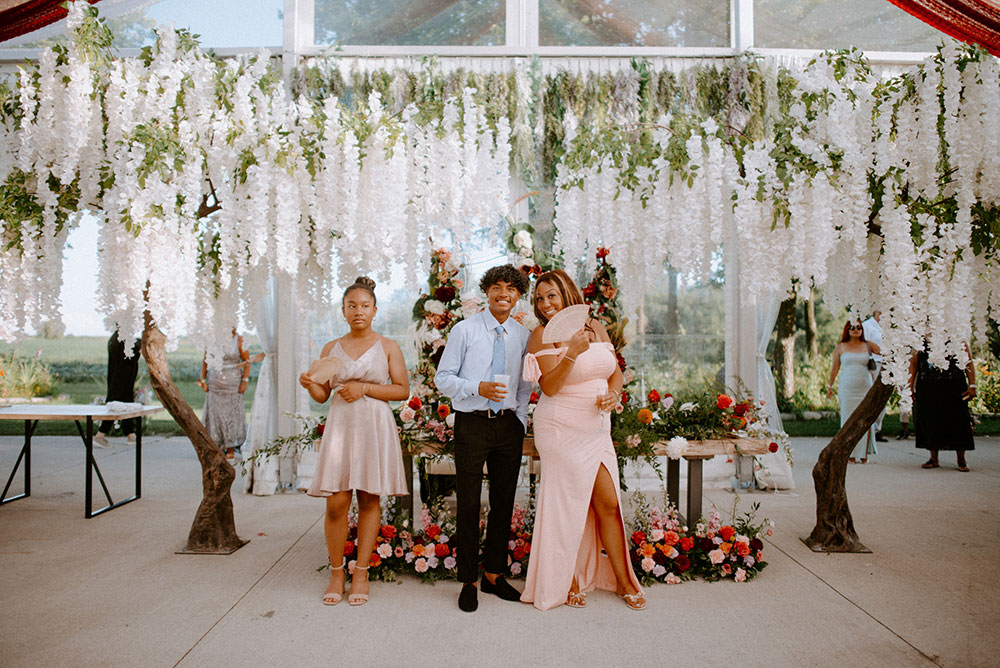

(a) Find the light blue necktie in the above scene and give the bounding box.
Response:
[490,325,505,411]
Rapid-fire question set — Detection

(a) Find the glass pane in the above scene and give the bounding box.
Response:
[540,0,730,47]
[314,0,505,46]
[754,0,954,51]
[5,0,283,50]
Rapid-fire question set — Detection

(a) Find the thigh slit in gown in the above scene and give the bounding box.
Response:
[520,342,643,610]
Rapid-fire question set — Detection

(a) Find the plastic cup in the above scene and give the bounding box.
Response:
[493,374,510,396]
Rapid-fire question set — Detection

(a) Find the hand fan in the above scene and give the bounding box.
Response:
[541,304,590,343]
[308,356,342,385]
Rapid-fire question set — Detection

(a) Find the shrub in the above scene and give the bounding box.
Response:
[0,351,57,398]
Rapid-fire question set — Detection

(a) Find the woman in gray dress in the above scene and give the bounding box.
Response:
[826,320,877,463]
[198,329,250,459]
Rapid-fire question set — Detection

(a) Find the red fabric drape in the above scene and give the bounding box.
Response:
[886,0,1000,56]
[0,0,102,43]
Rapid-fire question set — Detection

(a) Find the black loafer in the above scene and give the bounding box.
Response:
[875,432,888,442]
[481,574,521,601]
[458,583,478,612]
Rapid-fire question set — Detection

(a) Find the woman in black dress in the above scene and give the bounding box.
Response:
[909,342,977,471]
[95,331,142,447]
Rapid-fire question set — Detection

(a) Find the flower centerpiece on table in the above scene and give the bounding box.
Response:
[611,386,789,462]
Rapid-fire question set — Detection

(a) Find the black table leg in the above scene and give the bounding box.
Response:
[1,419,35,505]
[686,458,705,524]
[666,457,679,509]
[78,417,141,518]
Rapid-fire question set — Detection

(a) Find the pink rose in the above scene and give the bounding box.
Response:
[444,556,457,570]
[641,557,656,572]
[708,549,725,565]
[400,407,416,422]
[376,543,392,558]
[721,564,732,575]
[415,557,428,573]
[666,573,681,585]
[735,568,747,582]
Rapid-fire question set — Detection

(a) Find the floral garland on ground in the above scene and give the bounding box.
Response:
[396,248,478,456]
[629,492,772,584]
[327,492,770,585]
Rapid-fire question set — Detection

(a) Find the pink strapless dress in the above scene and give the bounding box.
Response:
[519,342,643,610]
[307,339,409,497]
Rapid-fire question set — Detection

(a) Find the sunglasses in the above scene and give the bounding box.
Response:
[849,325,862,331]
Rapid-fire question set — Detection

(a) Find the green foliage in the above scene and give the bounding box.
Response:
[0,350,56,398]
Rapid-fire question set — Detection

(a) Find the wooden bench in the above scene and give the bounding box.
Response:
[402,436,769,523]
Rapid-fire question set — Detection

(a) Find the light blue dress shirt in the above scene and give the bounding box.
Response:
[434,310,532,430]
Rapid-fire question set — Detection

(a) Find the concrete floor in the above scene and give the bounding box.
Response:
[0,433,997,668]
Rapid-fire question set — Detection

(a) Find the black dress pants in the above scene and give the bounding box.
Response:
[453,410,524,584]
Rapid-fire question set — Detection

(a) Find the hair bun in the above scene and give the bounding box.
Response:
[354,276,376,290]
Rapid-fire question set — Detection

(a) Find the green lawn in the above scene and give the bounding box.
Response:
[782,413,1000,437]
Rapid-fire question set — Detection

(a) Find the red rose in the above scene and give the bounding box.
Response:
[512,546,525,561]
[370,553,382,568]
[750,537,764,551]
[315,423,325,437]
[733,402,750,417]
[719,526,736,542]
[529,391,540,404]
[736,542,751,557]
[426,524,442,540]
[596,247,610,259]
[616,353,627,371]
[380,525,397,539]
[523,541,531,554]
[437,404,451,419]
[434,285,456,302]
[582,283,597,299]
[664,530,680,546]
[343,540,355,556]
[768,441,779,453]
[716,394,734,409]
[631,530,646,545]
[620,390,630,405]
[435,543,450,557]
[407,396,422,410]
[679,537,694,552]
[675,555,691,572]
[648,389,661,404]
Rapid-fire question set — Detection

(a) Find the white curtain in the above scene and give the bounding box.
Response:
[244,282,279,495]
[754,292,796,490]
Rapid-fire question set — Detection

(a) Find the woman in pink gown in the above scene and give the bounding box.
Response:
[520,270,645,611]
[299,277,410,607]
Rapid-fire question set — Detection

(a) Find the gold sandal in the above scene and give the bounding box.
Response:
[566,591,587,608]
[348,565,369,606]
[621,591,646,611]
[323,560,345,606]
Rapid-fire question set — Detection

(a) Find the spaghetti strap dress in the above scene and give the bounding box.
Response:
[519,342,643,610]
[307,338,409,497]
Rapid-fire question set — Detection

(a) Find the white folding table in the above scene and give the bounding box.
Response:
[0,403,163,518]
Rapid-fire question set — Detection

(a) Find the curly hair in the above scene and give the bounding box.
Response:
[342,276,377,305]
[479,264,530,296]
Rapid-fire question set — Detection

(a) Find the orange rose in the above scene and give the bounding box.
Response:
[437,404,451,419]
[380,525,397,539]
[637,408,653,425]
[736,542,751,557]
[664,530,680,546]
[412,544,425,557]
[719,526,736,542]
[435,543,450,557]
[720,542,732,554]
[716,393,734,409]
[369,553,382,568]
[641,542,656,558]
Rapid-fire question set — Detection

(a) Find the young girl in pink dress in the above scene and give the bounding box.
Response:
[520,269,645,611]
[299,277,410,607]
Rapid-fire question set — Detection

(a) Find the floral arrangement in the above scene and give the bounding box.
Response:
[329,497,411,583]
[629,491,771,584]
[503,501,535,578]
[611,387,788,463]
[396,248,479,455]
[405,498,459,583]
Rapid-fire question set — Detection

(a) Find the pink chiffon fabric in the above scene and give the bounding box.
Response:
[520,342,643,610]
[307,339,409,497]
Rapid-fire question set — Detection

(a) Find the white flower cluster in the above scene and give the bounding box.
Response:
[552,49,1000,392]
[0,3,512,354]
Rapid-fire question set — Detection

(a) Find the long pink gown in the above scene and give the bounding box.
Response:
[307,339,409,497]
[520,342,643,610]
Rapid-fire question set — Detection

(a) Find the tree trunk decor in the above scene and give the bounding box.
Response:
[141,311,247,554]
[803,377,894,553]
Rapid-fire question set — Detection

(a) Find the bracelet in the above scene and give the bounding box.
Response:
[968,384,976,389]
[364,383,370,395]
[565,356,577,364]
